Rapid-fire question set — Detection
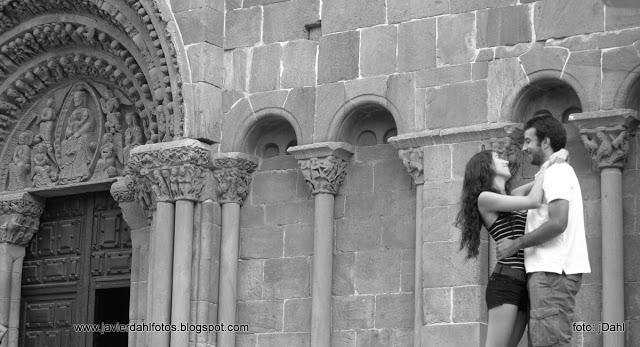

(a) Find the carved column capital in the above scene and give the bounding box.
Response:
[569,109,640,170]
[211,153,259,205]
[397,148,425,185]
[126,139,211,206]
[0,192,44,246]
[288,142,354,196]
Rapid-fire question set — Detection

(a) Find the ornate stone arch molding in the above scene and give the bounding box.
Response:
[504,70,587,123]
[220,105,303,158]
[326,94,406,142]
[0,0,185,192]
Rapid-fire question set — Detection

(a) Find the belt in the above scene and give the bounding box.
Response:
[493,263,526,282]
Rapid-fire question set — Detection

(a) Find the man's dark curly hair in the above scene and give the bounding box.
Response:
[524,113,567,152]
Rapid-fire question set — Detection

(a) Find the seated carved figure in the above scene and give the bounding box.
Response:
[7,130,33,190]
[94,142,121,179]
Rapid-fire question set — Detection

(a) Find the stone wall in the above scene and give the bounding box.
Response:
[331,144,415,346]
[175,0,640,346]
[236,155,314,345]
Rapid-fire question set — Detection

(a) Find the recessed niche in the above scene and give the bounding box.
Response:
[512,79,586,179]
[514,80,582,122]
[242,115,297,159]
[337,105,397,147]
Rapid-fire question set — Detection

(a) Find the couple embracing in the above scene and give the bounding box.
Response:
[456,114,590,347]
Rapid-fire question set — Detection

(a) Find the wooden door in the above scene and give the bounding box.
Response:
[20,191,131,347]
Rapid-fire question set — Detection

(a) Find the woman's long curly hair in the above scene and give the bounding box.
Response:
[455,150,499,259]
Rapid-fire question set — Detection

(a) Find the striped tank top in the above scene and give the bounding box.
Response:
[488,211,526,270]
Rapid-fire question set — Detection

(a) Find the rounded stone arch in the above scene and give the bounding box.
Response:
[0,0,186,191]
[507,70,586,123]
[326,94,405,144]
[507,72,592,179]
[614,63,640,110]
[228,107,302,157]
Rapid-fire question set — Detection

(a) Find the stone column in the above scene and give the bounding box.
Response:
[110,176,152,347]
[126,139,211,347]
[0,193,44,347]
[212,153,258,347]
[289,142,354,347]
[570,109,639,347]
[396,148,425,347]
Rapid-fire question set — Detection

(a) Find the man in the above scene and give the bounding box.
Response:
[496,114,590,346]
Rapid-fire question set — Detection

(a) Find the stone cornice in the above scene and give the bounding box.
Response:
[126,139,211,204]
[569,109,640,170]
[389,123,524,177]
[387,122,523,149]
[0,192,44,246]
[211,152,259,205]
[288,142,354,196]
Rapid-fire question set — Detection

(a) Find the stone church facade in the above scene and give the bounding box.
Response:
[0,0,639,346]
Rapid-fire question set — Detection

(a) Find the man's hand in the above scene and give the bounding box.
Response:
[496,238,520,260]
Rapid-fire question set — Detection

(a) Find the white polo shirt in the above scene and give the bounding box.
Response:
[524,162,591,274]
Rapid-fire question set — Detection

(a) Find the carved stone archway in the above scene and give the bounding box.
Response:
[0,0,184,192]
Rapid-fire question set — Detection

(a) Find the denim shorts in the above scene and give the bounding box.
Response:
[486,272,529,311]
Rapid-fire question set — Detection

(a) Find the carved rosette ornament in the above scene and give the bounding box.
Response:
[398,148,425,185]
[211,153,259,205]
[569,109,640,170]
[126,139,210,208]
[288,142,354,196]
[0,192,44,246]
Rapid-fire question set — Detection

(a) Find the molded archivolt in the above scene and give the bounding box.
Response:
[334,102,397,146]
[510,77,587,178]
[0,0,184,191]
[236,110,299,159]
[0,0,184,146]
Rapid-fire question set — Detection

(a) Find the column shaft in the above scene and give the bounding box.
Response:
[171,200,195,346]
[601,168,624,347]
[414,185,423,347]
[217,202,241,347]
[0,244,13,347]
[149,201,175,347]
[311,193,335,347]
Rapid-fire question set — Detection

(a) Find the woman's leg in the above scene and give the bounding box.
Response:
[506,309,528,347]
[486,304,519,347]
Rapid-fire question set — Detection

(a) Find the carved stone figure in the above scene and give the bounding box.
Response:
[94,142,121,179]
[37,97,56,143]
[123,111,144,163]
[59,90,95,184]
[100,92,123,162]
[31,135,58,187]
[7,131,33,190]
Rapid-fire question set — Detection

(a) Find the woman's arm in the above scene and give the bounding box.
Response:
[478,174,544,212]
[510,181,534,196]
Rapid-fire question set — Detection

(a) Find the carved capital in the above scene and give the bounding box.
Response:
[126,139,211,205]
[288,142,354,196]
[569,109,640,170]
[211,153,259,205]
[398,148,425,185]
[0,192,44,246]
[110,175,136,203]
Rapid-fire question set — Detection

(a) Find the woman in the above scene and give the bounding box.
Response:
[455,150,565,347]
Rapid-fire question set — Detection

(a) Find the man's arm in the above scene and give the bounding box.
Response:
[496,199,569,259]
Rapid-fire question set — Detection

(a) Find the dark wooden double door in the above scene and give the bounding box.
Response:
[20,192,132,347]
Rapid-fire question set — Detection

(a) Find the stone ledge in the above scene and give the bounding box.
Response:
[388,122,522,149]
[568,109,639,132]
[287,142,354,160]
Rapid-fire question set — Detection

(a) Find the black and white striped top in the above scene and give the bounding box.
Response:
[488,211,526,270]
